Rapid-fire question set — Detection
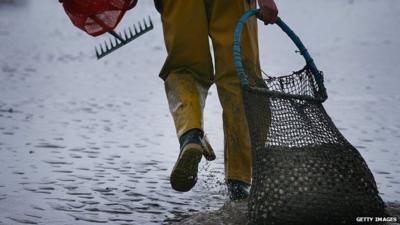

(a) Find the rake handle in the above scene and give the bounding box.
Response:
[88,15,127,43]
[107,30,127,43]
[233,9,323,91]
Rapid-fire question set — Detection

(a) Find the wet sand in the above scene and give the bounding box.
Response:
[0,0,400,224]
[172,201,400,225]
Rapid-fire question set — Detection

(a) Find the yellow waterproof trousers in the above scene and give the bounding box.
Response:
[158,0,261,184]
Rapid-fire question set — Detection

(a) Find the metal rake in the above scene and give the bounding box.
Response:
[95,17,154,60]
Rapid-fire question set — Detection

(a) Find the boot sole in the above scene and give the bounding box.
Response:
[170,144,203,192]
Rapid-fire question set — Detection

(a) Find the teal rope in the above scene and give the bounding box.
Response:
[233,9,257,89]
[233,9,327,99]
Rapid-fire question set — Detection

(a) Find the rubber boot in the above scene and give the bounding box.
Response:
[227,179,250,200]
[170,129,204,192]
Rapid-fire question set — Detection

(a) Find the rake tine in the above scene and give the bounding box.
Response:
[133,24,139,34]
[101,43,107,54]
[148,16,154,29]
[96,43,106,59]
[143,18,147,27]
[102,41,108,52]
[128,27,134,37]
[124,29,130,39]
[98,44,105,57]
[95,46,101,58]
[144,17,152,29]
[108,39,115,49]
[148,16,154,30]
[95,17,154,60]
[106,39,110,50]
[138,21,144,32]
[112,38,117,48]
[106,40,112,51]
[108,30,126,43]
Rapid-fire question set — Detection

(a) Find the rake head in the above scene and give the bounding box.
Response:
[95,16,153,60]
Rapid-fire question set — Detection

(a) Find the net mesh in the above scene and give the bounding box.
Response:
[62,0,137,36]
[245,66,385,225]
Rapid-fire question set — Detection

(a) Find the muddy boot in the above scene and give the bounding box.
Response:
[227,179,250,200]
[200,135,216,161]
[170,129,204,192]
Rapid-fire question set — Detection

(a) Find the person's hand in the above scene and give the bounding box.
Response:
[257,0,278,25]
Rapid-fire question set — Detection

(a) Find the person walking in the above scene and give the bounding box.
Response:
[154,0,278,200]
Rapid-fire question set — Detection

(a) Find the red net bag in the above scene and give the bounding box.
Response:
[62,0,137,36]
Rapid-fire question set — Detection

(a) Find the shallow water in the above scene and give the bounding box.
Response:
[0,0,399,224]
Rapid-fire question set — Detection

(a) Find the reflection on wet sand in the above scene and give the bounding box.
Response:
[1,0,400,224]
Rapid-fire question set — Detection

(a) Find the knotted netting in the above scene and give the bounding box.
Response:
[234,10,385,225]
[61,0,137,36]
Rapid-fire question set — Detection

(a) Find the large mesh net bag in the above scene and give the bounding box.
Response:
[233,10,385,225]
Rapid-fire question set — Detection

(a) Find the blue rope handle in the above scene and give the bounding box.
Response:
[233,9,326,97]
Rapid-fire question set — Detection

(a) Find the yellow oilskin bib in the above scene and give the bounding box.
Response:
[159,0,262,184]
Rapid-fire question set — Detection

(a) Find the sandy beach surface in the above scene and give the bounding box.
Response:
[172,200,400,225]
[0,0,399,224]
